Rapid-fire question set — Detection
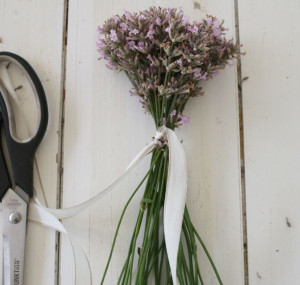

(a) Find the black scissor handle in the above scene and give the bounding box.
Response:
[0,115,11,199]
[0,52,48,198]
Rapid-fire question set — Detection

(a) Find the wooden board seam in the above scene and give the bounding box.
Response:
[55,0,70,284]
[234,0,249,284]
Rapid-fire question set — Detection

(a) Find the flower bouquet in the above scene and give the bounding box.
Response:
[97,6,240,285]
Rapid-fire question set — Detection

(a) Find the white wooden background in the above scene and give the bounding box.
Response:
[0,0,299,284]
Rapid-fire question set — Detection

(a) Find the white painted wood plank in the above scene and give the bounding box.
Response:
[62,0,244,284]
[238,0,300,284]
[0,1,64,284]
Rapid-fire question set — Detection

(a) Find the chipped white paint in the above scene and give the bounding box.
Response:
[0,0,64,284]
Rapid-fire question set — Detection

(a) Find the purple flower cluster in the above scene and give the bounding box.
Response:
[97,7,240,128]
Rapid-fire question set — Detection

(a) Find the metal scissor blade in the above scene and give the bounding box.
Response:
[2,188,28,285]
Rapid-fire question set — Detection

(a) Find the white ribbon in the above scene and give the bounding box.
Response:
[28,204,92,285]
[30,126,187,285]
[164,128,188,285]
[34,129,165,219]
[0,63,187,284]
[0,126,187,285]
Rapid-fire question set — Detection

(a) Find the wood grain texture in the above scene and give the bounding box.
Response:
[0,0,64,284]
[61,0,244,284]
[238,0,300,284]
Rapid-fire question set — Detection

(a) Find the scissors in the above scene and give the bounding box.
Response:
[0,52,48,285]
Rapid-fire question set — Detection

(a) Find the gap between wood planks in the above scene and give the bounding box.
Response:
[55,0,69,284]
[234,0,249,284]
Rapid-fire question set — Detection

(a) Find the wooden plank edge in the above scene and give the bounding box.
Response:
[234,0,249,284]
[55,0,70,284]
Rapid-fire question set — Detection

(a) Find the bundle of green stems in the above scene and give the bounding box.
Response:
[101,91,223,285]
[97,7,241,283]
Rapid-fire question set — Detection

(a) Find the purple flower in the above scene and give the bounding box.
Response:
[217,46,227,53]
[110,29,118,42]
[167,8,175,14]
[212,25,222,37]
[136,41,146,52]
[147,54,155,66]
[178,6,183,13]
[113,15,120,24]
[98,49,109,60]
[194,68,202,78]
[97,7,240,120]
[96,38,105,48]
[170,109,177,119]
[131,29,139,35]
[199,72,208,80]
[120,22,128,31]
[194,69,207,80]
[97,26,105,34]
[178,114,190,125]
[170,110,190,125]
[206,17,213,25]
[176,59,183,69]
[127,40,136,49]
[124,9,132,21]
[147,24,155,39]
[155,18,161,25]
[188,25,198,34]
[182,16,189,25]
[213,19,221,28]
[138,97,143,104]
[138,41,145,48]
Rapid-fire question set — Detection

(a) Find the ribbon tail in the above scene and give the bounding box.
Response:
[164,128,188,285]
[28,203,92,285]
[25,130,166,284]
[34,139,158,219]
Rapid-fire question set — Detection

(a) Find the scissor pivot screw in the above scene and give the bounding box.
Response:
[9,211,21,224]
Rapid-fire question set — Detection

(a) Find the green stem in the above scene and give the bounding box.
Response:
[101,151,161,284]
[136,152,168,283]
[185,208,223,285]
[166,93,179,124]
[102,119,222,285]
[182,221,196,283]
